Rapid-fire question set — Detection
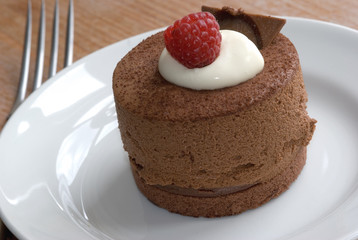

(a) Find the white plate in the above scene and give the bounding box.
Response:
[1,17,358,240]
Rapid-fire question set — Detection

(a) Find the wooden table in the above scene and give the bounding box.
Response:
[0,0,357,239]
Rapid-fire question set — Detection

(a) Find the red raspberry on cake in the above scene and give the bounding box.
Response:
[164,12,222,69]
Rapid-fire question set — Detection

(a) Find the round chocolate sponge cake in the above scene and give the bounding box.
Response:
[113,28,316,217]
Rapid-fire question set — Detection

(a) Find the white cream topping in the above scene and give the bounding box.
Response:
[158,30,264,90]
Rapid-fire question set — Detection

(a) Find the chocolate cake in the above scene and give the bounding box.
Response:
[112,7,316,217]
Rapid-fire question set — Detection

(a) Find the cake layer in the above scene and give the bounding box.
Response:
[131,147,307,217]
[115,63,315,189]
[113,32,300,121]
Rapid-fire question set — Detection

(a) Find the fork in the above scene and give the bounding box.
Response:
[9,0,74,117]
[1,0,74,239]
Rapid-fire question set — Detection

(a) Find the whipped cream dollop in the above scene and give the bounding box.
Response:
[159,30,264,90]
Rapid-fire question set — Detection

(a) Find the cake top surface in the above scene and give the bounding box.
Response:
[113,31,299,121]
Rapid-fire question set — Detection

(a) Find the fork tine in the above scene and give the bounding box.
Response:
[10,0,74,117]
[48,0,59,78]
[64,0,74,67]
[11,0,32,113]
[32,0,45,91]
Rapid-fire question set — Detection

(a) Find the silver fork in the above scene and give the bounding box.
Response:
[1,0,73,237]
[9,0,74,116]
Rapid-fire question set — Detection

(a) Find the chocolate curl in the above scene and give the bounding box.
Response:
[202,6,286,49]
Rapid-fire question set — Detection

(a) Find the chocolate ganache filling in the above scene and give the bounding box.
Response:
[131,156,258,197]
[155,183,258,198]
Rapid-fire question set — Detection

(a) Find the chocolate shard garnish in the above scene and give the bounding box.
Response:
[202,6,286,49]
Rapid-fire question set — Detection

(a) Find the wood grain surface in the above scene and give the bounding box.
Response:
[0,0,357,239]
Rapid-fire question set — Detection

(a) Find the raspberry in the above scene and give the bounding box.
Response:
[164,12,221,69]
